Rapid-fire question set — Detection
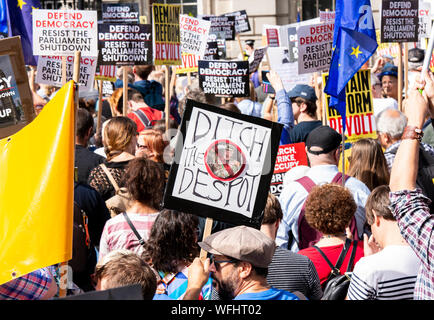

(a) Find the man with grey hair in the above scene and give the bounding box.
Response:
[376,108,434,171]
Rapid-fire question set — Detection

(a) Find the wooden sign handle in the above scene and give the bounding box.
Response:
[199,217,213,261]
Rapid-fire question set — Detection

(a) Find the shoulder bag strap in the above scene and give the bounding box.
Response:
[122,212,145,247]
[100,163,120,192]
[134,109,151,128]
[346,240,359,272]
[313,238,352,278]
[296,176,317,193]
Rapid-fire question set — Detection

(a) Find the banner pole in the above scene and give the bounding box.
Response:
[61,56,67,85]
[165,66,170,132]
[187,71,192,85]
[123,66,128,116]
[237,34,243,58]
[341,130,345,186]
[97,80,103,135]
[404,43,408,98]
[200,218,213,260]
[397,43,403,111]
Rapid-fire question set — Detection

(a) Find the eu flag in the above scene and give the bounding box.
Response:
[6,0,41,65]
[0,0,8,38]
[324,0,377,131]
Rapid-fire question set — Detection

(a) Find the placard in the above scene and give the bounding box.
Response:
[419,1,432,38]
[203,15,236,41]
[381,0,419,43]
[33,9,98,56]
[0,37,34,139]
[162,99,283,229]
[297,22,334,74]
[198,60,249,97]
[323,69,377,143]
[179,15,210,58]
[102,3,139,24]
[249,47,267,73]
[152,3,181,65]
[98,24,153,65]
[36,55,97,92]
[319,10,335,22]
[224,10,251,34]
[203,41,219,60]
[95,65,117,82]
[266,28,280,47]
[175,53,199,74]
[270,143,308,196]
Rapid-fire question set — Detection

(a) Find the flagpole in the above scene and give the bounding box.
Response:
[397,43,403,111]
[122,66,128,116]
[341,130,345,186]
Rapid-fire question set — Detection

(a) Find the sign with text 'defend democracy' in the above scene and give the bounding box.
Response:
[33,9,98,56]
[381,0,419,43]
[152,3,181,65]
[162,99,283,229]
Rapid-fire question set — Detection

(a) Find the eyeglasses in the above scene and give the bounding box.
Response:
[136,143,147,149]
[209,254,238,271]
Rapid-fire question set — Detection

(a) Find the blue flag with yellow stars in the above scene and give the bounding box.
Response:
[6,0,41,65]
[0,0,8,38]
[324,0,377,132]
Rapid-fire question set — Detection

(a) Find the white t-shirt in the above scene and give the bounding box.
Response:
[347,245,421,300]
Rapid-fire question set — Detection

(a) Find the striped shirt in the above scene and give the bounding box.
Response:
[384,141,434,171]
[267,247,323,300]
[99,212,160,260]
[389,189,434,300]
[347,246,420,300]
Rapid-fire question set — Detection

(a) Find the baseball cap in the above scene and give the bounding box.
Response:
[198,225,276,268]
[378,63,398,80]
[245,39,255,47]
[408,48,424,63]
[306,125,342,155]
[287,84,317,102]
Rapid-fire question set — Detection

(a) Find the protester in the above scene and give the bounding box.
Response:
[128,65,165,111]
[219,102,241,114]
[378,64,400,101]
[388,70,434,299]
[347,138,390,191]
[262,193,323,300]
[297,183,364,287]
[87,117,137,201]
[346,185,420,300]
[98,158,164,260]
[234,81,263,117]
[93,250,157,300]
[277,125,370,251]
[75,108,106,185]
[141,209,212,300]
[184,225,300,300]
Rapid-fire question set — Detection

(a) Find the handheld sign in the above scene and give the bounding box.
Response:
[266,28,280,47]
[152,3,181,66]
[176,53,199,74]
[101,3,140,24]
[203,41,219,60]
[249,47,267,74]
[270,143,308,196]
[33,9,98,56]
[198,60,249,97]
[0,37,34,139]
[203,15,236,41]
[36,55,97,92]
[98,24,153,65]
[179,15,210,58]
[381,0,419,43]
[323,69,377,143]
[224,10,251,34]
[162,99,283,229]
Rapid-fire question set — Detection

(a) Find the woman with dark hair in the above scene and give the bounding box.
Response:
[297,183,365,287]
[347,138,390,191]
[98,158,165,261]
[88,116,137,201]
[142,209,212,300]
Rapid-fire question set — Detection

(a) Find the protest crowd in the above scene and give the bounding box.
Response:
[2,0,434,304]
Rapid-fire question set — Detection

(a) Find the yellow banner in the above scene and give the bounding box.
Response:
[175,53,199,74]
[0,81,76,285]
[323,69,377,143]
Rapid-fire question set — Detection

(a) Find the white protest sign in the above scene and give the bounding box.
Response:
[419,1,432,38]
[179,15,210,58]
[297,22,334,74]
[33,10,98,56]
[36,55,97,92]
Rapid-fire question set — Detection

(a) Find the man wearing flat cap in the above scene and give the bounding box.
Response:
[276,126,370,252]
[183,226,300,300]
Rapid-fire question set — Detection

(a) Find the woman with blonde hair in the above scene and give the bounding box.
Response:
[347,138,390,191]
[88,116,138,200]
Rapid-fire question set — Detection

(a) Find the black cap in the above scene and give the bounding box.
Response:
[408,48,424,63]
[306,126,342,155]
[245,39,255,47]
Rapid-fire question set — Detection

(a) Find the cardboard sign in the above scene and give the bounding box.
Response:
[162,99,283,229]
[270,143,308,196]
[323,69,377,143]
[36,55,97,92]
[297,22,334,74]
[179,15,210,58]
[419,1,432,38]
[0,37,34,139]
[203,41,219,60]
[101,3,139,24]
[95,65,117,82]
[249,47,267,73]
[33,9,98,56]
[319,10,335,22]
[203,15,236,41]
[152,3,181,66]
[98,24,153,65]
[266,28,280,47]
[267,46,311,92]
[224,10,251,34]
[198,60,249,97]
[175,53,199,74]
[381,0,419,43]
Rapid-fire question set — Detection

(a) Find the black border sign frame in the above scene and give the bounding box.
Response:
[162,99,283,229]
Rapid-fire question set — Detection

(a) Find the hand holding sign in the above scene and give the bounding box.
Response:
[267,70,284,92]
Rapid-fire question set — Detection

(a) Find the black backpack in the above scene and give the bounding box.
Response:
[313,238,358,300]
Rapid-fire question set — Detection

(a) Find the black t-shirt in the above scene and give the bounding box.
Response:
[290,120,323,143]
[75,145,106,185]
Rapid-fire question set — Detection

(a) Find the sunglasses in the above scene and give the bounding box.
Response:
[209,254,238,270]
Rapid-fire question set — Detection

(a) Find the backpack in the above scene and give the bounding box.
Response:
[313,238,358,300]
[294,172,359,250]
[100,163,131,217]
